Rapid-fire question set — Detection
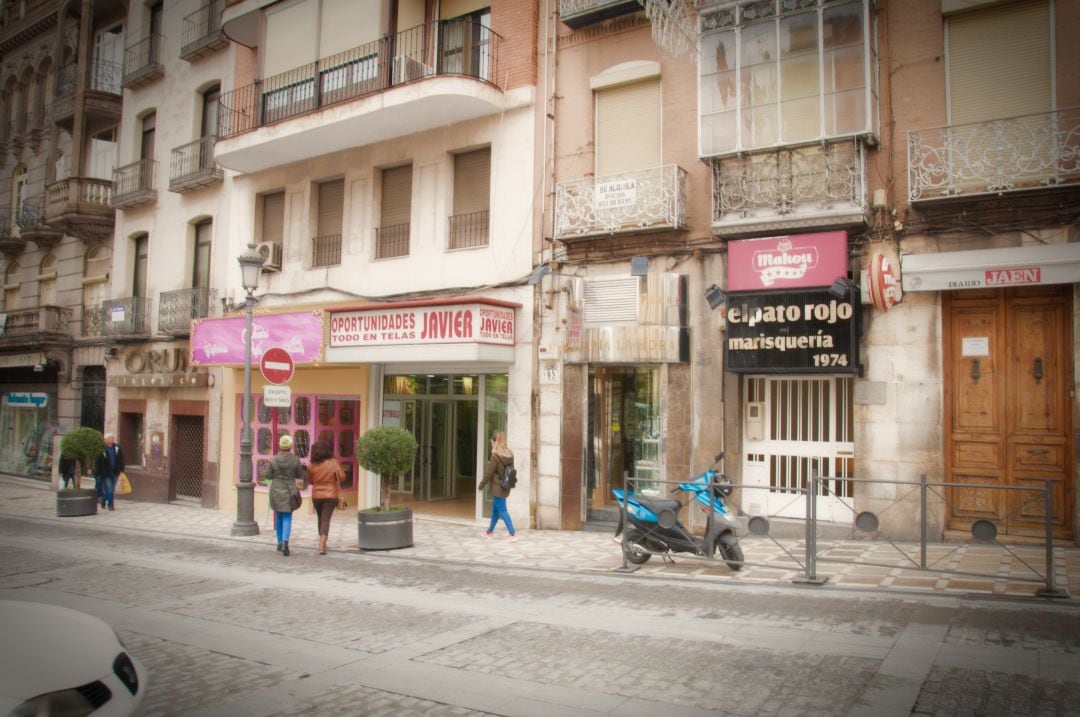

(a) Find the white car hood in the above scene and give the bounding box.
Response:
[0,601,125,702]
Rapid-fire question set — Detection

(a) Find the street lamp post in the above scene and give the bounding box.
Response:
[231,242,265,536]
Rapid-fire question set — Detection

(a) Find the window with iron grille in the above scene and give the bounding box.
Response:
[259,190,285,245]
[377,165,411,259]
[448,148,490,249]
[313,179,343,267]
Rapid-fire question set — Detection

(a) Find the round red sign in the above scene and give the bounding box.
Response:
[259,347,294,385]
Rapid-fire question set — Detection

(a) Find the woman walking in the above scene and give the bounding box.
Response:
[479,430,517,542]
[307,439,344,555]
[268,434,304,556]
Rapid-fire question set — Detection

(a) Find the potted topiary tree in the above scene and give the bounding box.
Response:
[356,425,418,550]
[57,427,105,517]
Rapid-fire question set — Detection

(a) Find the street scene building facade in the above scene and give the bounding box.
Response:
[1,0,1077,546]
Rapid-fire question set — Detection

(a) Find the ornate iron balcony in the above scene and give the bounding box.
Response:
[111,159,158,208]
[559,0,642,28]
[180,0,226,61]
[54,60,122,97]
[908,107,1080,202]
[101,297,153,336]
[710,139,866,234]
[158,287,216,334]
[81,305,104,338]
[15,195,45,229]
[170,136,222,192]
[555,165,688,240]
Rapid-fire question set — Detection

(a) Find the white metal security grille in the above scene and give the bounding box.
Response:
[584,277,638,326]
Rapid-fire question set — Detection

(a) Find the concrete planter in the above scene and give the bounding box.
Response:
[357,508,413,550]
[57,488,98,517]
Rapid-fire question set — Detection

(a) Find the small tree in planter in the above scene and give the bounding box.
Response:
[355,425,418,550]
[56,427,105,517]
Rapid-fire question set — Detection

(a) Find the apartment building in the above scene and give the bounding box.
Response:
[205,0,541,522]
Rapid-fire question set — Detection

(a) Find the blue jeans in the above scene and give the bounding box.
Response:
[98,476,116,508]
[274,511,293,543]
[487,496,515,536]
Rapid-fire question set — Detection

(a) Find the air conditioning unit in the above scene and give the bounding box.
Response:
[257,241,282,271]
[392,55,429,85]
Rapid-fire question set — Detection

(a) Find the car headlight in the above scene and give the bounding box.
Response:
[11,681,110,717]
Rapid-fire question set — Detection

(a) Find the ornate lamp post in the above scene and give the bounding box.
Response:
[231,243,265,536]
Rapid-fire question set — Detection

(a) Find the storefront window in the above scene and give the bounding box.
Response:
[0,390,58,479]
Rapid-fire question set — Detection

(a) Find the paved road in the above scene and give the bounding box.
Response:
[2,514,1079,716]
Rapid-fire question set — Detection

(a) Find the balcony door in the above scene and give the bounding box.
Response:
[440,9,491,80]
[94,25,124,93]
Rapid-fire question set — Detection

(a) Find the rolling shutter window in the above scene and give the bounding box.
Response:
[264,0,317,77]
[381,165,413,227]
[947,0,1051,125]
[317,179,344,237]
[453,148,490,216]
[320,0,380,56]
[584,277,639,325]
[262,191,285,245]
[596,79,661,177]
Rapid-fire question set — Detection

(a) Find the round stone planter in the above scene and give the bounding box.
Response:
[357,508,413,550]
[57,488,98,517]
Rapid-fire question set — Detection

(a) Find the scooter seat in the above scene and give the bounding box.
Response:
[639,497,682,515]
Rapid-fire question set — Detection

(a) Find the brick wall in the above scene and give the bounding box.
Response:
[492,0,538,90]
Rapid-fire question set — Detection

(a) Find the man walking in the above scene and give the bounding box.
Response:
[94,433,125,511]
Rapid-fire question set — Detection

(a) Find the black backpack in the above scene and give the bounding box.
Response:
[498,460,517,491]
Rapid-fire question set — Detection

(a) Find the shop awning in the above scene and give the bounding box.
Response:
[901,243,1080,292]
[0,352,48,369]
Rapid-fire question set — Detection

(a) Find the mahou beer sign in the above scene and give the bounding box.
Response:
[728,231,849,291]
[330,300,515,348]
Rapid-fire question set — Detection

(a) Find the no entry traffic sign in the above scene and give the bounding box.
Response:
[259,347,294,385]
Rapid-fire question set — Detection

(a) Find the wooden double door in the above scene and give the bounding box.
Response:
[944,286,1074,538]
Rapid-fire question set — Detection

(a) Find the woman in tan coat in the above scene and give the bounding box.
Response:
[307,439,344,554]
[478,430,517,541]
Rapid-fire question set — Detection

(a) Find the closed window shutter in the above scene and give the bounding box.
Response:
[948,0,1050,125]
[264,0,317,77]
[381,165,412,226]
[262,191,285,244]
[453,148,490,216]
[596,79,661,176]
[584,277,639,325]
[317,179,344,236]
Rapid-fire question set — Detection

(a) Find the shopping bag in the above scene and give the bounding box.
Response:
[116,471,132,495]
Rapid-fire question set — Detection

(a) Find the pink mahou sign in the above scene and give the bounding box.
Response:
[190,311,325,366]
[727,231,849,291]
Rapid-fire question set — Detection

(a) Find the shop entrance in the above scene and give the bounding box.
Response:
[585,367,661,523]
[944,286,1074,538]
[171,415,205,502]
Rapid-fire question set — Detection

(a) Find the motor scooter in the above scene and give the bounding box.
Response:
[613,452,744,570]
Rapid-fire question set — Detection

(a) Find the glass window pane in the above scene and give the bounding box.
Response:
[318,398,336,425]
[781,97,819,142]
[294,429,310,458]
[257,398,272,423]
[339,461,354,488]
[741,61,777,108]
[740,21,776,66]
[276,403,292,424]
[257,458,270,482]
[425,375,450,394]
[826,88,865,135]
[452,375,477,395]
[257,427,272,454]
[743,105,777,147]
[703,111,737,155]
[339,429,354,457]
[340,401,355,425]
[294,397,311,424]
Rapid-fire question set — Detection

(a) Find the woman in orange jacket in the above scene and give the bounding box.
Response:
[307,439,344,555]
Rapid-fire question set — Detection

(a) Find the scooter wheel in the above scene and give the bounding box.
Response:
[623,529,652,565]
[719,532,744,571]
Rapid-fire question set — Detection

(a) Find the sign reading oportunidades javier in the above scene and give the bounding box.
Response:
[330,301,515,348]
[190,311,325,366]
[727,231,849,291]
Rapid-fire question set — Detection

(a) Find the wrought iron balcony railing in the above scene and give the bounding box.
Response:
[908,107,1080,202]
[111,159,158,208]
[312,234,342,267]
[123,33,165,87]
[559,0,643,28]
[181,0,226,60]
[54,60,123,97]
[158,287,216,334]
[0,306,69,337]
[375,223,410,259]
[15,195,45,229]
[710,139,866,233]
[555,165,688,240]
[101,297,152,336]
[0,208,10,236]
[218,20,501,139]
[169,136,222,192]
[448,210,489,249]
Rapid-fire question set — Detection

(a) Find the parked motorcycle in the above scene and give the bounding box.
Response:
[613,452,744,570]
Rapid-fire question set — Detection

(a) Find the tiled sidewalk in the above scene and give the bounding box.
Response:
[4,475,1077,599]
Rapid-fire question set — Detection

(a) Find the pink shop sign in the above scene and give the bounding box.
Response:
[190,311,325,366]
[727,231,849,291]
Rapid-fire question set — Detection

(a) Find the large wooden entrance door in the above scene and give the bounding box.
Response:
[944,286,1074,538]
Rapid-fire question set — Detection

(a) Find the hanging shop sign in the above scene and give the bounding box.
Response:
[724,289,860,374]
[867,252,902,313]
[727,231,849,291]
[190,311,325,366]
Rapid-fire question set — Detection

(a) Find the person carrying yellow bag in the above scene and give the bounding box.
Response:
[116,471,132,496]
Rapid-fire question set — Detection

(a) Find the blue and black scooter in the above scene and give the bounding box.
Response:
[613,452,744,570]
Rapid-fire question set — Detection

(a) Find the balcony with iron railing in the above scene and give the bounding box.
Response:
[447,210,489,249]
[181,0,226,61]
[52,60,122,131]
[158,287,216,334]
[312,234,342,267]
[111,159,158,209]
[15,195,61,249]
[215,20,504,173]
[123,33,165,89]
[908,107,1080,203]
[555,165,688,241]
[101,297,153,336]
[0,208,26,256]
[81,304,104,338]
[169,136,223,192]
[0,306,69,340]
[559,0,643,28]
[45,177,114,244]
[375,223,410,259]
[709,138,867,235]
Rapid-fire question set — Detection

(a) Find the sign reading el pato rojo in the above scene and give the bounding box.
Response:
[330,301,514,348]
[727,231,849,291]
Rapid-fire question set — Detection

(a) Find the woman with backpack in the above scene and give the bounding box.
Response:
[479,430,517,542]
